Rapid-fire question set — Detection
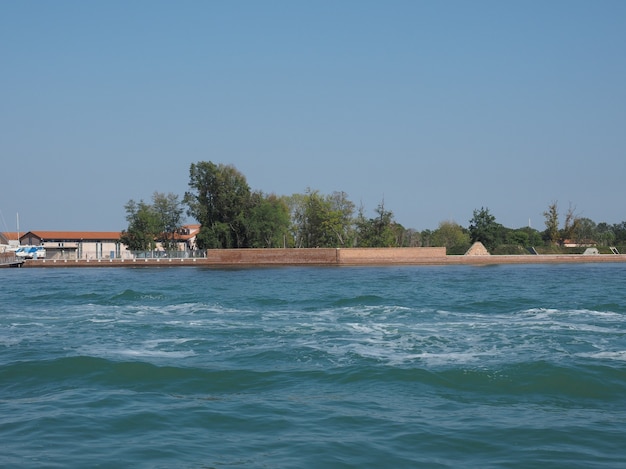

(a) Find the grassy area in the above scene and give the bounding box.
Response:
[445,244,626,256]
[514,245,625,255]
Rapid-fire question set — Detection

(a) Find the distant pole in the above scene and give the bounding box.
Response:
[16,213,20,244]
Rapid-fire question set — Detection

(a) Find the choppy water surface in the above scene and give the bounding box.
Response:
[1,264,626,468]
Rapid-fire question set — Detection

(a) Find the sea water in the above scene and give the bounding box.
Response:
[1,264,625,468]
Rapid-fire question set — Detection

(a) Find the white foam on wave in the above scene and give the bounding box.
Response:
[577,350,626,361]
[406,351,485,366]
[320,338,489,366]
[520,307,624,320]
[284,303,625,368]
[567,323,618,334]
[142,338,196,347]
[345,322,398,335]
[0,335,23,347]
[81,345,196,359]
[10,322,45,328]
[116,348,196,358]
[78,335,199,360]
[88,318,117,323]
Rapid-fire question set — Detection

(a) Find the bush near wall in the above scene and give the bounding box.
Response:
[447,244,471,255]
[492,245,530,255]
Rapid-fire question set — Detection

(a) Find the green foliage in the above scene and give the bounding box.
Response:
[120,200,159,251]
[246,192,291,248]
[543,202,559,244]
[289,189,331,247]
[534,245,588,255]
[356,201,397,247]
[446,244,471,255]
[571,217,596,243]
[420,229,433,247]
[184,161,251,249]
[505,229,528,246]
[286,189,356,248]
[501,226,542,247]
[492,244,530,255]
[396,228,422,247]
[431,221,470,252]
[326,191,357,247]
[120,193,184,251]
[613,222,626,245]
[469,207,502,252]
[121,162,626,255]
[152,192,184,251]
[595,222,615,247]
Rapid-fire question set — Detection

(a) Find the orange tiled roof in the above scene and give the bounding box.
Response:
[1,232,20,241]
[24,231,123,241]
[22,225,200,242]
[172,225,201,241]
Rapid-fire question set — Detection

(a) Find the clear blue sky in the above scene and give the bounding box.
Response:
[2,1,625,232]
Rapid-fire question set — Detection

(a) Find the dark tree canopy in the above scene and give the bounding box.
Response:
[152,192,184,251]
[543,202,560,245]
[356,201,396,247]
[120,192,184,251]
[246,192,291,248]
[469,207,502,252]
[184,162,251,249]
[120,200,159,251]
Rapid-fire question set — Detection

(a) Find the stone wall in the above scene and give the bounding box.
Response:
[201,247,446,265]
[204,248,338,265]
[337,247,446,264]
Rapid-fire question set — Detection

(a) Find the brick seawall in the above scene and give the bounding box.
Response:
[16,247,626,268]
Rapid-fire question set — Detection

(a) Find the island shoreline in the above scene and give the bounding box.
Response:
[15,253,626,268]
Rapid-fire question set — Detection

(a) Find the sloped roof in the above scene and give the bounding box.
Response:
[1,232,21,241]
[172,224,201,241]
[22,231,123,241]
[20,225,200,242]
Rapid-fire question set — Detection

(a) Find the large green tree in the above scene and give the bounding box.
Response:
[184,162,251,249]
[572,217,597,244]
[246,192,291,248]
[292,189,333,248]
[595,222,615,247]
[543,201,560,245]
[286,189,356,248]
[152,191,185,251]
[120,199,160,251]
[432,220,470,253]
[561,203,581,242]
[468,207,502,252]
[356,201,396,247]
[613,222,626,245]
[120,192,184,252]
[324,191,356,247]
[504,226,542,247]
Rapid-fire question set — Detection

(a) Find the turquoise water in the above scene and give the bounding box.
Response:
[1,264,626,468]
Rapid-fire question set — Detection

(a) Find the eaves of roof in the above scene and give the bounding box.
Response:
[24,231,123,241]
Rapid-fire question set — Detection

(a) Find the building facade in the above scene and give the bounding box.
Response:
[19,231,130,260]
[17,225,201,260]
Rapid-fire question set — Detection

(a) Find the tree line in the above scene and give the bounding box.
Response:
[121,161,626,253]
